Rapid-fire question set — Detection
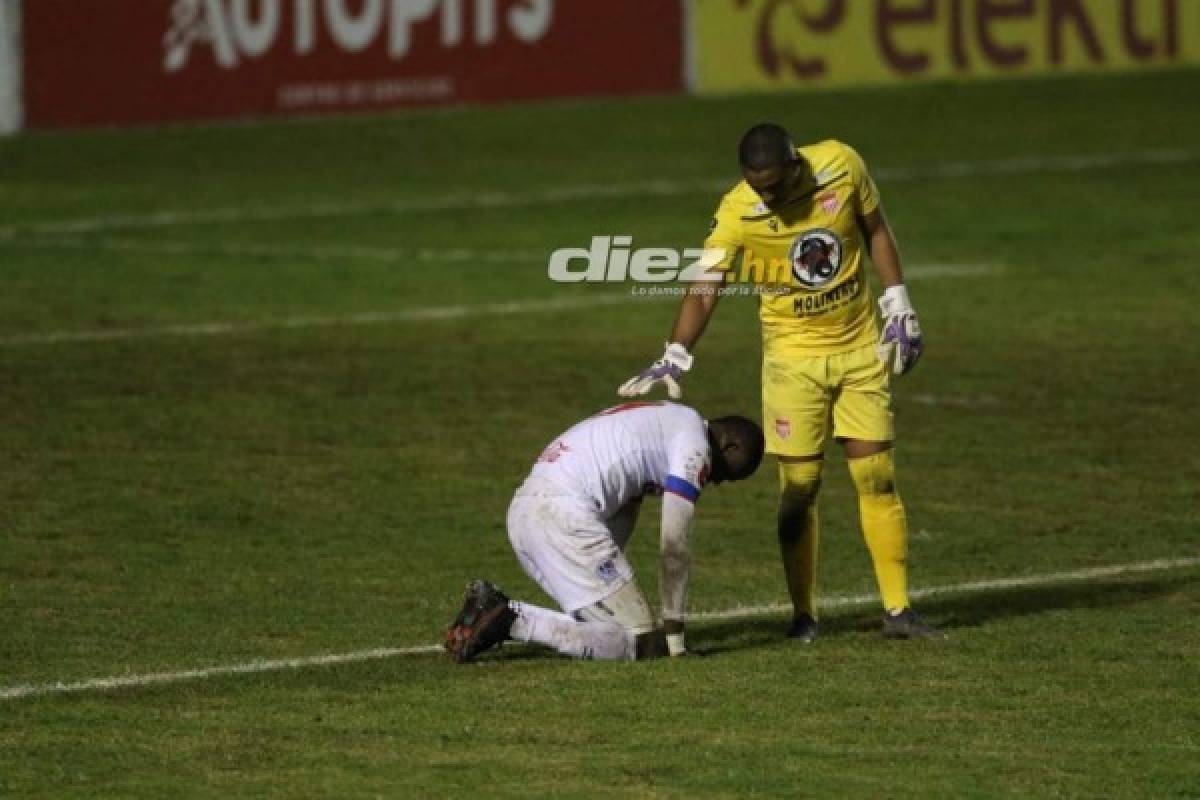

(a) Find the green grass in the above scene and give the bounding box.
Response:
[2,69,1199,798]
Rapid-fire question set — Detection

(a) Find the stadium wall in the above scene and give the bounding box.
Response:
[3,1,1199,133]
[688,0,1200,94]
[17,0,683,130]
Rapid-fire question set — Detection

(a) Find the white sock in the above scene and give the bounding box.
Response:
[509,601,636,661]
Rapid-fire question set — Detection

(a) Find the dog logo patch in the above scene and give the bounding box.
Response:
[788,228,842,289]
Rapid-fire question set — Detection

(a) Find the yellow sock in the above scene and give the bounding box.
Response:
[778,460,822,619]
[847,450,910,613]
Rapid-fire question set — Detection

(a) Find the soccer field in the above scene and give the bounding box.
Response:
[2,70,1199,798]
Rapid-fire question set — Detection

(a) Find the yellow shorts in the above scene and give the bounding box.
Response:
[762,343,894,457]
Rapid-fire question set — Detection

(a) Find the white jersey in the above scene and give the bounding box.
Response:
[526,401,712,518]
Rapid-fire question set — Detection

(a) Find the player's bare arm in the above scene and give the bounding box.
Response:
[862,205,924,376]
[669,273,725,350]
[860,206,904,288]
[658,492,694,654]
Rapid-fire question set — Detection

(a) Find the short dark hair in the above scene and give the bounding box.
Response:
[709,415,766,481]
[738,123,795,170]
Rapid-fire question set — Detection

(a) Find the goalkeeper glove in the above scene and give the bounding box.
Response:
[617,342,693,400]
[876,285,923,376]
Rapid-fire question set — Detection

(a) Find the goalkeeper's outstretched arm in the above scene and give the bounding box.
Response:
[617,273,726,399]
[668,273,726,351]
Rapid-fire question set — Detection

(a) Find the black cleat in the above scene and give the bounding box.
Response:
[786,613,819,643]
[445,580,516,663]
[882,608,945,640]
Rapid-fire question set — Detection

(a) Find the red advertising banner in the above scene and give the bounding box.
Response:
[22,0,683,129]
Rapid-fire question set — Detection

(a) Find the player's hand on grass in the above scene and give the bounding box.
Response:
[618,342,693,399]
[664,620,687,657]
[876,285,923,376]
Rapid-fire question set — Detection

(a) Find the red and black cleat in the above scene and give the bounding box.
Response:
[445,580,516,663]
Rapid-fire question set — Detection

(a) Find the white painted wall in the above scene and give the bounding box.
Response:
[0,0,21,134]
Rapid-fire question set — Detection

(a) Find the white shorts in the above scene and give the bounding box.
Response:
[571,580,655,635]
[507,478,645,619]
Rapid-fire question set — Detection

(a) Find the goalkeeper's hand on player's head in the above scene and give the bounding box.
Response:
[619,343,696,398]
[618,342,694,399]
[876,285,923,376]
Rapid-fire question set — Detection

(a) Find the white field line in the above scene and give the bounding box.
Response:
[690,556,1200,622]
[0,149,1192,238]
[2,556,1196,701]
[0,294,632,346]
[902,263,1000,280]
[908,393,999,408]
[0,262,997,348]
[0,646,442,701]
[0,236,1001,277]
[1,237,542,264]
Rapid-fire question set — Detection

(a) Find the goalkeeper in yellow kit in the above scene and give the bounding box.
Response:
[619,123,942,640]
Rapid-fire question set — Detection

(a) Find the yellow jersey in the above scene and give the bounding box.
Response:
[704,139,881,356]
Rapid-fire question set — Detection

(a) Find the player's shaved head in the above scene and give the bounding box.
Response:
[738,123,795,170]
[707,416,766,484]
[738,123,803,208]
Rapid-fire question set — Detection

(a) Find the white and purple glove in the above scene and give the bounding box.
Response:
[618,342,694,399]
[876,285,923,376]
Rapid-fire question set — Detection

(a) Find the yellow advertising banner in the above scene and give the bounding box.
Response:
[691,0,1200,92]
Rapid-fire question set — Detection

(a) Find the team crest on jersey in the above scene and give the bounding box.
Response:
[818,191,841,215]
[788,228,842,289]
[774,418,791,440]
[596,559,620,585]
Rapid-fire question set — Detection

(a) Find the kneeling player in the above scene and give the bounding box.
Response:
[445,401,764,662]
